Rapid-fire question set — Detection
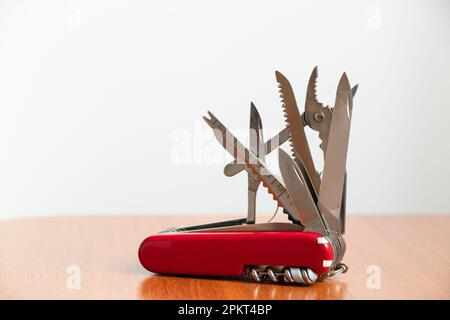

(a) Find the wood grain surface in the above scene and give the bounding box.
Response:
[0,214,449,299]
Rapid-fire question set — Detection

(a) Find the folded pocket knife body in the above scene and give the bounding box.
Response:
[139,67,358,285]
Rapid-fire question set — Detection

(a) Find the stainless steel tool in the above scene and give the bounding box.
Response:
[203,67,356,277]
[139,67,358,285]
[203,111,301,225]
[318,73,354,235]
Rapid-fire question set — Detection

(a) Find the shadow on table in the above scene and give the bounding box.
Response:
[139,275,348,300]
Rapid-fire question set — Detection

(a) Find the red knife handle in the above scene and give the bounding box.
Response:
[139,231,334,280]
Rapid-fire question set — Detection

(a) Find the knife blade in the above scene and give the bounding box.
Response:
[203,111,301,224]
[275,71,321,197]
[246,102,265,223]
[278,149,327,235]
[291,154,318,204]
[249,102,264,159]
[318,73,353,234]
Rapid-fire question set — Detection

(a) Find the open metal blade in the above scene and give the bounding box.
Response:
[247,102,265,223]
[275,71,320,196]
[249,102,264,158]
[278,149,327,235]
[318,73,353,234]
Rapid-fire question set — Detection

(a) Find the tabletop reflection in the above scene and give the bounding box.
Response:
[139,275,348,300]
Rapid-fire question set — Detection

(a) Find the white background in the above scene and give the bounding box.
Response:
[0,0,449,219]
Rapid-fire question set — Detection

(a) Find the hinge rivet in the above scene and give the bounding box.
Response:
[313,112,325,122]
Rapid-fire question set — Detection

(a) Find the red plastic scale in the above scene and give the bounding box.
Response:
[138,219,344,285]
[139,230,334,278]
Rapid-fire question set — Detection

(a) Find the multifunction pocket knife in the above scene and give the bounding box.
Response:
[139,67,358,285]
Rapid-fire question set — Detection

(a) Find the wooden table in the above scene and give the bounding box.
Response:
[0,215,448,299]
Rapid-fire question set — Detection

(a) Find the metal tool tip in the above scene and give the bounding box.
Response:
[307,67,319,101]
[352,84,359,97]
[202,113,214,127]
[337,72,351,92]
[275,70,286,82]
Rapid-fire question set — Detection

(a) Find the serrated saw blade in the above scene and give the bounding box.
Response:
[275,71,321,196]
